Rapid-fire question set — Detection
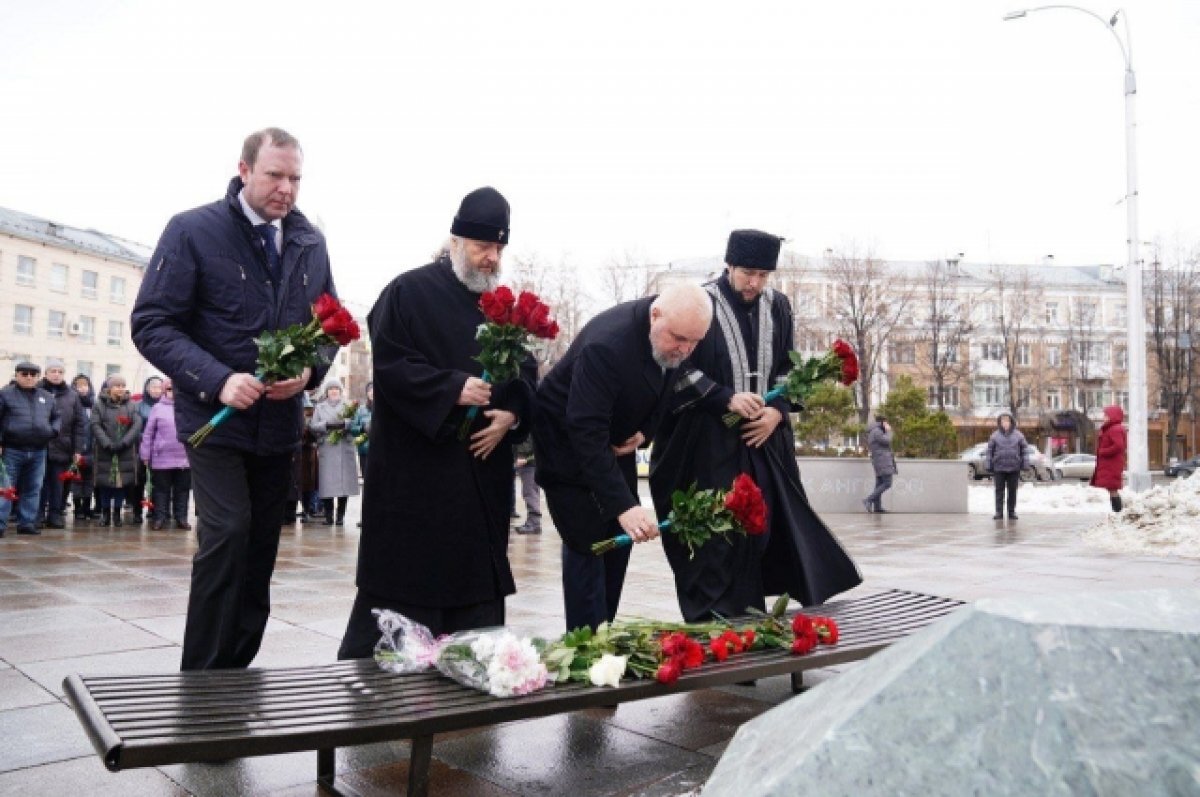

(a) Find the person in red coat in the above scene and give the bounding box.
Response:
[1091,405,1127,512]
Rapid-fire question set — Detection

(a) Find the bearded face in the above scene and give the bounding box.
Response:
[450,237,503,293]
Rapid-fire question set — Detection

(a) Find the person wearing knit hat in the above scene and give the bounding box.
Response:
[647,228,862,622]
[337,187,537,659]
[35,358,86,529]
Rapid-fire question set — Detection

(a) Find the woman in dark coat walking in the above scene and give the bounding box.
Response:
[863,415,897,513]
[1091,405,1127,512]
[92,375,143,526]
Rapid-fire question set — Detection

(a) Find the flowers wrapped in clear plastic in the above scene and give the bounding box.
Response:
[372,609,550,698]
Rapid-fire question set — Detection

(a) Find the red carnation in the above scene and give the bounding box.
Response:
[116,415,131,426]
[511,290,540,326]
[815,617,839,645]
[710,640,730,662]
[742,628,756,647]
[0,487,19,502]
[792,613,815,637]
[724,474,767,535]
[790,634,817,655]
[682,639,704,669]
[832,338,859,386]
[313,293,340,322]
[655,660,682,685]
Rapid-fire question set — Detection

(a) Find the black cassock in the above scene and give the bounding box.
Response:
[649,275,861,622]
[357,259,536,608]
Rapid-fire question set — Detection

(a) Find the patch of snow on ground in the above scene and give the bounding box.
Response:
[968,482,1112,515]
[1081,473,1200,560]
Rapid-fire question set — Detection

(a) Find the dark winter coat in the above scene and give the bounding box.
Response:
[356,259,536,608]
[867,423,897,476]
[986,413,1029,474]
[1091,405,1127,490]
[131,176,337,455]
[92,393,143,489]
[37,379,87,465]
[72,375,95,453]
[0,382,60,450]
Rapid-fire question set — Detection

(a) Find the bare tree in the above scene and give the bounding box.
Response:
[598,250,662,304]
[1147,241,1200,461]
[986,264,1043,418]
[1062,293,1104,414]
[825,246,916,423]
[916,258,975,411]
[508,252,593,371]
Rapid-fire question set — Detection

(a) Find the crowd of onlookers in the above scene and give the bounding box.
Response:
[0,359,192,536]
[0,360,377,538]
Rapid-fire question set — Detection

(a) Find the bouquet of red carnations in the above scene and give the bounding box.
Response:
[459,287,559,439]
[591,473,767,558]
[189,293,361,447]
[0,460,17,503]
[724,339,860,427]
[58,458,85,485]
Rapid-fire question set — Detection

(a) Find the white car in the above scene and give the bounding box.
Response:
[1053,453,1096,481]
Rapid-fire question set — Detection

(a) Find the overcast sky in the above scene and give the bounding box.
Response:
[2,0,1197,306]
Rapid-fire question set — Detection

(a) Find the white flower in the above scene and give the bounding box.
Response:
[588,653,628,688]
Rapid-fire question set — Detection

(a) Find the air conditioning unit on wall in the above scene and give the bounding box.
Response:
[67,322,82,336]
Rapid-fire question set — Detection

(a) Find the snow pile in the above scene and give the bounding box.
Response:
[1081,473,1200,559]
[967,483,1112,515]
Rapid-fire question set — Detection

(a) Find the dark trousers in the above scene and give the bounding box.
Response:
[994,471,1020,516]
[150,467,191,523]
[38,461,68,523]
[561,543,632,632]
[96,486,125,515]
[72,461,95,516]
[337,589,505,660]
[865,473,893,510]
[181,444,292,670]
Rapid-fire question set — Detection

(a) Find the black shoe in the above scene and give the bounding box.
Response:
[113,515,123,527]
[17,526,40,536]
[515,526,542,535]
[47,517,66,530]
[323,516,334,526]
[993,513,1003,520]
[862,499,874,513]
[335,517,345,526]
[100,511,112,527]
[1008,513,1018,520]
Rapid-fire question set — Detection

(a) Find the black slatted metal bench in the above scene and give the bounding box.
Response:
[63,589,962,796]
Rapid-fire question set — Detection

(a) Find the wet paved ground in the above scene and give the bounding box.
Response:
[1,489,1196,796]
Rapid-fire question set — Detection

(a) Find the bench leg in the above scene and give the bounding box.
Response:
[791,672,807,694]
[408,735,433,797]
[317,748,365,797]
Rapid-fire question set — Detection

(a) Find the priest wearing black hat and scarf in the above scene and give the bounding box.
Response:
[649,230,862,622]
[337,187,537,658]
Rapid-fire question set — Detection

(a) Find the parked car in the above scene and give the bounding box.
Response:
[961,442,1055,482]
[1053,453,1097,481]
[1165,455,1200,479]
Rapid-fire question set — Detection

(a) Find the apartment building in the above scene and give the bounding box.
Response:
[0,206,154,385]
[659,254,1191,467]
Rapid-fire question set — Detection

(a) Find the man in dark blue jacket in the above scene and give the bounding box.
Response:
[533,283,712,632]
[132,127,337,670]
[0,362,61,537]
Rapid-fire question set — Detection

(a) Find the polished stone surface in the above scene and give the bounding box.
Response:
[704,589,1200,796]
[0,486,1196,795]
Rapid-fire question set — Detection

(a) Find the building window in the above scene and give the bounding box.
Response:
[890,344,916,364]
[937,345,958,364]
[1077,389,1109,411]
[16,256,36,286]
[1046,346,1061,367]
[977,302,998,323]
[1046,389,1061,410]
[49,263,69,293]
[77,361,93,378]
[1115,346,1127,370]
[81,270,99,299]
[1115,391,1129,411]
[1114,303,1127,327]
[973,379,1007,408]
[106,363,121,378]
[47,310,66,339]
[927,385,959,408]
[13,305,34,336]
[78,315,95,344]
[1073,300,1098,325]
[981,342,1004,362]
[1016,344,1031,366]
[1073,341,1107,367]
[107,320,124,347]
[110,276,126,304]
[1016,387,1032,409]
[1045,302,1059,324]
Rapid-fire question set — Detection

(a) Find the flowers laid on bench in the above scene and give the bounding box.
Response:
[723,339,860,427]
[459,287,559,440]
[591,473,767,558]
[373,594,840,696]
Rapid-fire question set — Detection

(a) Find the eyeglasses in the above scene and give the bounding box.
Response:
[16,370,38,376]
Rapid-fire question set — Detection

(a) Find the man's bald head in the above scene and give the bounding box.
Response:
[648,283,713,368]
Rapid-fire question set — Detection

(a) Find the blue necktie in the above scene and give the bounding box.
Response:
[256,223,281,279]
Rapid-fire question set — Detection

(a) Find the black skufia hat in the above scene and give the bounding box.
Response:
[451,187,511,244]
[725,229,784,271]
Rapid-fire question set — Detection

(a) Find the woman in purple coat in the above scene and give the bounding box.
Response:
[139,379,192,530]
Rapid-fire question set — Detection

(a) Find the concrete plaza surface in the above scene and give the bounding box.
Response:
[0,493,1196,796]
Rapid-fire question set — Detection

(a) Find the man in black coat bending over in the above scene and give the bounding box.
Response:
[337,187,537,658]
[533,283,712,632]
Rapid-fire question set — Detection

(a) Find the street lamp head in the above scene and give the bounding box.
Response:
[1003,10,1028,21]
[1109,10,1120,26]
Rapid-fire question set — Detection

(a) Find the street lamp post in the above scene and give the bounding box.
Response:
[1004,5,1150,491]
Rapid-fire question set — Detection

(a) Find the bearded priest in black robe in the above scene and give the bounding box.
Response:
[649,230,862,622]
[337,187,537,658]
